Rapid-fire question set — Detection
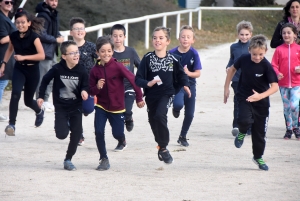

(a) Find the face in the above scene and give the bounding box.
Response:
[70,23,86,40]
[289,1,300,18]
[179,29,194,49]
[62,45,80,67]
[249,47,267,63]
[152,30,170,51]
[238,29,252,43]
[96,43,113,64]
[0,0,14,13]
[45,0,58,9]
[112,30,126,49]
[15,15,31,33]
[282,27,296,44]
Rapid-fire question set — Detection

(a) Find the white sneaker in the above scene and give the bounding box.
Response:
[231,127,239,137]
[43,102,54,112]
[0,114,8,122]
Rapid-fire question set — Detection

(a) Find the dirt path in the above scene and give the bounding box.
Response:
[0,42,299,201]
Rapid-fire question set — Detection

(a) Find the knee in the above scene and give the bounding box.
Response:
[56,130,69,140]
[238,118,252,129]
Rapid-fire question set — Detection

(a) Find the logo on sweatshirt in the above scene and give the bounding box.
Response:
[255,74,263,77]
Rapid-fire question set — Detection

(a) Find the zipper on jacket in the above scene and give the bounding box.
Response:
[289,44,292,88]
[103,65,110,110]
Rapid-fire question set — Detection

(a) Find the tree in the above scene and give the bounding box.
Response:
[233,0,274,7]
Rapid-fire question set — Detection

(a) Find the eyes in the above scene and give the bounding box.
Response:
[153,36,165,40]
[15,21,26,25]
[113,34,124,38]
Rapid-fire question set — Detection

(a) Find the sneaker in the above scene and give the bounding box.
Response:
[114,140,127,152]
[0,114,8,122]
[43,102,54,112]
[96,158,110,171]
[5,125,15,136]
[125,119,134,132]
[78,137,85,146]
[35,107,45,127]
[284,130,293,139]
[234,132,246,148]
[252,157,269,171]
[231,127,239,136]
[63,160,76,171]
[172,108,180,118]
[177,136,189,147]
[292,128,300,140]
[158,148,173,164]
[246,128,252,136]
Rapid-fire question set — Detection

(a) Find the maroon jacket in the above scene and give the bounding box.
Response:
[89,58,143,112]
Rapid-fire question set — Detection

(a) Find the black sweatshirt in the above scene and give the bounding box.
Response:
[38,59,89,112]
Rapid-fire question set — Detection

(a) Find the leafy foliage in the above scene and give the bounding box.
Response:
[233,0,275,7]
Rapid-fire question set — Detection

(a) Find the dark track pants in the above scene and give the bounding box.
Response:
[124,91,135,121]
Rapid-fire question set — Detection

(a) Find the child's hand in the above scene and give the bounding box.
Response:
[224,88,230,104]
[147,79,161,87]
[137,100,145,108]
[277,73,284,80]
[97,79,105,89]
[0,65,5,77]
[246,90,262,102]
[14,55,25,61]
[37,98,44,108]
[183,65,190,76]
[183,86,191,98]
[81,91,88,100]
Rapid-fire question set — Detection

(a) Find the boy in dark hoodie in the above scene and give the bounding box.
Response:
[37,41,89,171]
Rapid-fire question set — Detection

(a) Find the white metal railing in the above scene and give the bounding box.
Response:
[60,6,283,49]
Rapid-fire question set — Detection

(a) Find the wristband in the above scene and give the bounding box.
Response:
[0,60,7,66]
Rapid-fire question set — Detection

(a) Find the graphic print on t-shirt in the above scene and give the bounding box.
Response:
[149,54,173,72]
[117,58,130,70]
[59,75,79,100]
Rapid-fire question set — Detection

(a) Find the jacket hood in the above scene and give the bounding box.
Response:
[35,2,57,15]
[59,59,79,71]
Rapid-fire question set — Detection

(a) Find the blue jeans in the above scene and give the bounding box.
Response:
[94,107,125,160]
[173,84,196,137]
[0,80,9,104]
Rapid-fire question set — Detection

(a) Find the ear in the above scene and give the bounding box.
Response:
[61,54,66,60]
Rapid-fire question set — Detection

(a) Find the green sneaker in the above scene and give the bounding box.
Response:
[234,132,246,148]
[252,158,269,171]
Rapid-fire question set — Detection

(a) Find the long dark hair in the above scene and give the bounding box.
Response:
[283,0,300,20]
[14,8,44,35]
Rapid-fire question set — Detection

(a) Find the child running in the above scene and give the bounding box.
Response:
[0,8,45,136]
[89,36,144,171]
[111,24,141,132]
[226,21,253,137]
[37,40,89,171]
[135,26,190,164]
[169,25,202,147]
[69,17,98,145]
[224,35,278,171]
[271,23,300,140]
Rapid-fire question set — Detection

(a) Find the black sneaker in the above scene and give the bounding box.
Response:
[177,136,189,147]
[35,107,45,127]
[234,132,246,148]
[5,125,15,136]
[158,148,173,164]
[284,130,293,139]
[64,160,76,171]
[96,158,110,171]
[292,128,300,140]
[172,108,180,118]
[252,157,269,171]
[114,140,127,152]
[125,119,134,132]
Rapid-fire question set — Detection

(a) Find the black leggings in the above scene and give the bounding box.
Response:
[9,64,41,125]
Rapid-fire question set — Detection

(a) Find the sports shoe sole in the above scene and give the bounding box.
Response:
[177,140,189,147]
[5,127,15,136]
[231,128,239,137]
[114,145,127,152]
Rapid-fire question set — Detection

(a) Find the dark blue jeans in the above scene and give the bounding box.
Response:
[94,107,125,160]
[124,91,135,122]
[173,84,196,137]
[231,81,239,128]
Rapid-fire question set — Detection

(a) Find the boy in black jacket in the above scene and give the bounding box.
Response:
[37,41,89,171]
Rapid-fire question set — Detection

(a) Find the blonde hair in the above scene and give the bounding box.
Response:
[179,25,195,38]
[249,34,268,50]
[236,20,253,34]
[152,26,171,40]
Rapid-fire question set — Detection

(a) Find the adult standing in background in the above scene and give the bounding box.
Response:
[270,0,300,48]
[0,0,16,121]
[35,0,64,112]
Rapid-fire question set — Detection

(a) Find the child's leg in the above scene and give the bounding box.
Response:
[108,112,126,142]
[280,87,293,130]
[231,81,239,128]
[54,111,70,140]
[237,100,253,134]
[94,107,108,160]
[67,109,83,160]
[8,67,26,125]
[173,88,185,112]
[251,106,269,159]
[124,91,135,122]
[289,86,300,129]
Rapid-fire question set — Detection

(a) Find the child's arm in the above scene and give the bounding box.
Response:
[226,45,234,72]
[14,38,45,61]
[37,66,56,107]
[80,69,89,101]
[89,68,102,96]
[224,66,237,104]
[271,49,283,80]
[246,82,279,102]
[133,49,141,69]
[0,40,14,76]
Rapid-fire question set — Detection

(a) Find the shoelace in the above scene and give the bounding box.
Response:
[256,158,266,165]
[237,133,246,140]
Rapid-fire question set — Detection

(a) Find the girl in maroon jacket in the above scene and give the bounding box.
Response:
[89,36,145,171]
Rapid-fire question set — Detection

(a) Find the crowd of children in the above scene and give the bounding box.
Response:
[2,1,300,172]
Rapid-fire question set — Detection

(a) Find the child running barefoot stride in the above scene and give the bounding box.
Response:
[224,35,278,171]
[271,23,300,140]
[0,9,45,136]
[89,36,144,171]
[135,26,190,164]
